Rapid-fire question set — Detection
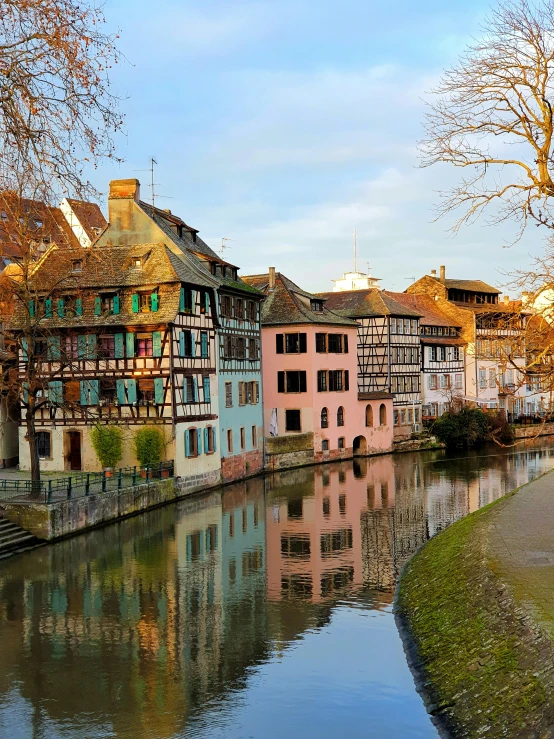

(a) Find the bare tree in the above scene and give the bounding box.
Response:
[421,0,554,238]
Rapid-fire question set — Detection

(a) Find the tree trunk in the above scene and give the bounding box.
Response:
[26,413,41,498]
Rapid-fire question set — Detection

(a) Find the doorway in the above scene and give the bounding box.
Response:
[67,432,82,471]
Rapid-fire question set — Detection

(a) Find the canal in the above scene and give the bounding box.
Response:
[1,441,554,738]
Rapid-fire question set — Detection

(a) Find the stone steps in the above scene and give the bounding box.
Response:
[0,514,40,558]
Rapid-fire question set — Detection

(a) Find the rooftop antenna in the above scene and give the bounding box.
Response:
[353,227,357,272]
[220,237,234,258]
[134,157,168,217]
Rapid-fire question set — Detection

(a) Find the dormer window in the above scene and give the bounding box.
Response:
[34,219,43,229]
[0,211,6,221]
[311,299,323,312]
[132,257,143,268]
[71,259,83,273]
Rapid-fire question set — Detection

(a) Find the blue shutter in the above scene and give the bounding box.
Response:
[86,334,97,359]
[75,298,83,316]
[192,377,198,402]
[153,331,162,357]
[191,331,196,357]
[44,299,52,318]
[179,332,185,357]
[203,376,211,402]
[197,428,202,455]
[179,287,185,312]
[113,295,120,314]
[132,294,139,313]
[154,378,164,404]
[126,379,137,404]
[80,381,88,405]
[89,380,99,405]
[126,333,135,357]
[212,425,217,452]
[205,292,210,314]
[21,337,28,360]
[114,333,124,359]
[77,335,87,359]
[185,430,191,458]
[23,383,29,403]
[204,427,209,452]
[191,290,196,313]
[116,379,126,405]
[29,300,35,317]
[201,332,208,358]
[94,296,101,315]
[151,292,159,312]
[47,336,60,360]
[57,299,65,318]
[48,381,63,405]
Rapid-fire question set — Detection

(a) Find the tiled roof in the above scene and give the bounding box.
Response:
[384,291,460,327]
[242,272,357,327]
[437,277,500,293]
[64,199,107,243]
[358,391,394,400]
[421,337,466,346]
[317,289,422,318]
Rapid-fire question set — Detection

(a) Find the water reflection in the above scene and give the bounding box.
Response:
[1,441,553,738]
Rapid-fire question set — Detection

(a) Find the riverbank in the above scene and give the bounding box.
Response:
[396,469,554,738]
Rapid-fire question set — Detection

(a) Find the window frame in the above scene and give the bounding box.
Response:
[285,409,302,432]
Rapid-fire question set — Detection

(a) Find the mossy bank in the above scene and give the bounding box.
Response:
[396,481,554,739]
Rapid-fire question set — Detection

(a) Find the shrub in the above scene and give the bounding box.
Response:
[487,411,515,445]
[91,423,124,469]
[433,407,489,449]
[134,427,165,468]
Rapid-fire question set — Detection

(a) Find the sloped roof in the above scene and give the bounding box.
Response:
[64,198,107,243]
[242,272,357,327]
[436,277,500,293]
[384,291,460,327]
[317,289,422,318]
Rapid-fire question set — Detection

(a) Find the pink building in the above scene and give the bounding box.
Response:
[242,270,394,469]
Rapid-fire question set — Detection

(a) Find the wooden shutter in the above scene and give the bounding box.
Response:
[300,371,307,393]
[75,298,83,316]
[190,331,196,357]
[21,338,28,360]
[57,299,64,318]
[113,295,120,314]
[151,292,159,312]
[114,333,124,359]
[203,376,211,402]
[179,287,185,312]
[126,333,135,357]
[47,336,60,360]
[344,370,349,391]
[132,294,139,313]
[179,332,185,357]
[201,332,208,358]
[154,378,164,404]
[277,372,285,393]
[44,298,52,317]
[126,379,137,404]
[80,380,88,405]
[185,430,191,458]
[204,427,209,453]
[48,381,63,405]
[29,300,35,317]
[78,335,87,359]
[89,380,99,405]
[276,334,284,354]
[344,335,348,353]
[299,333,307,353]
[86,334,97,359]
[197,428,202,455]
[190,290,196,313]
[212,425,217,452]
[205,292,210,314]
[152,331,162,357]
[94,296,101,315]
[116,379,126,405]
[192,377,198,402]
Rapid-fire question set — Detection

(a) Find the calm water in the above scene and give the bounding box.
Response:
[2,442,554,739]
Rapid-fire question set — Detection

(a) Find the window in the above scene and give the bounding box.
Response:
[36,432,51,459]
[316,333,327,353]
[365,404,373,427]
[438,347,446,361]
[247,381,259,404]
[186,428,198,458]
[452,347,460,360]
[390,318,397,334]
[322,439,329,452]
[393,410,399,426]
[71,259,83,273]
[311,299,323,312]
[278,371,307,393]
[400,409,406,424]
[184,377,195,403]
[252,425,257,448]
[222,295,232,317]
[328,370,344,392]
[206,426,215,453]
[227,429,233,453]
[411,320,418,334]
[65,335,79,359]
[234,298,244,320]
[248,301,257,322]
[238,381,248,406]
[321,407,329,428]
[455,373,463,389]
[489,368,497,388]
[99,335,115,359]
[137,334,153,357]
[328,334,343,353]
[277,333,307,354]
[236,337,246,359]
[101,293,117,314]
[285,409,301,432]
[286,333,299,353]
[99,379,117,405]
[248,338,258,359]
[379,403,387,426]
[428,374,438,390]
[225,382,233,407]
[439,374,450,389]
[240,427,246,450]
[338,437,345,449]
[337,406,344,426]
[317,370,328,392]
[137,378,155,404]
[430,346,437,362]
[479,368,487,389]
[181,330,193,357]
[138,292,152,312]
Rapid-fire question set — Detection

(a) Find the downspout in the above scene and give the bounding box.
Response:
[169,322,176,442]
[387,316,391,392]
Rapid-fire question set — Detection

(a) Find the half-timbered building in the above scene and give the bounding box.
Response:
[318,289,422,439]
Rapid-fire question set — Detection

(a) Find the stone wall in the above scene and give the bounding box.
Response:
[264,432,315,471]
[513,423,554,439]
[221,449,264,484]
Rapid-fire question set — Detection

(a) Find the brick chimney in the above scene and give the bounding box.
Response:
[504,295,510,305]
[440,265,446,283]
[109,179,141,202]
[430,269,437,277]
[268,267,276,290]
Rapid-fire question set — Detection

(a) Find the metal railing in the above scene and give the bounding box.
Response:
[0,461,175,504]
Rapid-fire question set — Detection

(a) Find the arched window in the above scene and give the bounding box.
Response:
[365,404,373,427]
[321,407,329,429]
[337,406,344,427]
[379,403,387,426]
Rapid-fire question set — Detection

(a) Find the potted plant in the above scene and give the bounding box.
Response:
[134,427,165,477]
[91,423,123,476]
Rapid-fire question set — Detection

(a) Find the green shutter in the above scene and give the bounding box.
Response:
[75,298,83,316]
[57,299,65,318]
[29,300,35,317]
[192,377,198,402]
[205,292,210,314]
[154,378,164,404]
[126,379,137,404]
[191,290,196,312]
[153,331,162,357]
[179,287,185,312]
[94,296,101,315]
[21,337,28,360]
[86,334,97,359]
[190,331,196,357]
[89,380,99,405]
[185,430,191,458]
[151,292,159,312]
[47,336,60,360]
[113,295,120,314]
[116,379,126,405]
[23,382,29,403]
[179,332,185,357]
[203,376,211,402]
[80,381,88,405]
[114,333,124,359]
[78,335,87,359]
[204,427,209,452]
[201,332,208,358]
[126,333,135,357]
[44,299,52,318]
[197,428,202,455]
[212,425,217,452]
[132,294,139,313]
[48,381,63,405]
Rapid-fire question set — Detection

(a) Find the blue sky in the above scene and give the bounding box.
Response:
[94,0,542,294]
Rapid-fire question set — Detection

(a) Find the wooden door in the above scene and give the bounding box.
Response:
[68,432,82,471]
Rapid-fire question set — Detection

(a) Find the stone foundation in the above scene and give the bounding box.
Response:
[221,449,264,484]
[174,468,221,497]
[513,422,554,439]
